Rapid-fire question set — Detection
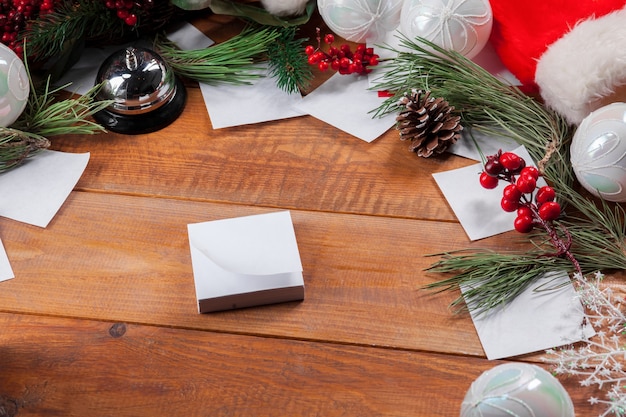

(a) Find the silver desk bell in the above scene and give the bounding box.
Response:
[93,46,186,134]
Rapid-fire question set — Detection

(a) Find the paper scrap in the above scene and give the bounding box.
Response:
[200,65,306,129]
[295,72,396,142]
[0,150,90,227]
[0,238,14,282]
[464,271,595,360]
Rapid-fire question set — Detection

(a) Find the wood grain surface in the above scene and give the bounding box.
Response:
[0,9,617,417]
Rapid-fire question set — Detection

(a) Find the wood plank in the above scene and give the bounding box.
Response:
[0,312,599,417]
[0,191,535,357]
[49,87,475,223]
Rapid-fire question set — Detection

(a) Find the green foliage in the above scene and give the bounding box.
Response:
[157,25,310,93]
[0,62,111,174]
[372,35,626,313]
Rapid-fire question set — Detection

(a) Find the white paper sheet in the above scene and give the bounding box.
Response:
[447,129,519,161]
[295,73,396,142]
[187,211,303,311]
[0,150,90,227]
[433,145,546,241]
[0,238,14,282]
[200,65,306,129]
[464,271,595,359]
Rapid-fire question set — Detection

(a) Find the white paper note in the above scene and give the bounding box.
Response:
[295,73,396,142]
[187,211,304,312]
[0,238,14,282]
[433,145,546,240]
[0,150,90,227]
[464,271,595,359]
[200,65,306,129]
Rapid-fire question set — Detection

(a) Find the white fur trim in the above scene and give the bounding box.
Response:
[259,0,308,16]
[535,7,626,125]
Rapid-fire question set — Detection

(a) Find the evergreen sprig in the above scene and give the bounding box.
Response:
[0,61,112,174]
[23,0,122,63]
[372,35,626,313]
[266,27,312,94]
[156,25,310,93]
[156,26,281,86]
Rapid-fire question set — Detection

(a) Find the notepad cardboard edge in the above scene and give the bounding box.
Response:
[198,282,305,313]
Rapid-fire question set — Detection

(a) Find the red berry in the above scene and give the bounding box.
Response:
[514,214,534,233]
[538,201,561,221]
[501,197,519,212]
[318,61,329,71]
[124,13,137,26]
[324,33,334,44]
[304,45,315,55]
[483,158,503,176]
[520,166,539,181]
[499,152,523,171]
[516,176,536,194]
[517,206,533,218]
[535,186,556,205]
[479,172,499,189]
[502,184,521,201]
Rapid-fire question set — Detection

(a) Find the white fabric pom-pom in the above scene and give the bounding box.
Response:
[260,0,309,16]
[535,6,626,125]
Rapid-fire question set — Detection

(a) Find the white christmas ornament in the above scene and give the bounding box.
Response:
[0,43,29,127]
[400,0,492,59]
[460,363,575,417]
[317,0,403,43]
[570,102,626,202]
[260,0,309,16]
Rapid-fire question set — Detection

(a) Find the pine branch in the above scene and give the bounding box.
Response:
[0,128,50,173]
[372,35,574,180]
[0,56,111,173]
[156,26,282,85]
[23,0,122,62]
[266,27,312,94]
[374,35,626,312]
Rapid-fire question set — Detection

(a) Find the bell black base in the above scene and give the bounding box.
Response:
[94,77,187,135]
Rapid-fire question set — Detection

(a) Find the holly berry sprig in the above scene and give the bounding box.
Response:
[0,0,55,57]
[479,150,582,275]
[304,28,379,75]
[104,0,155,26]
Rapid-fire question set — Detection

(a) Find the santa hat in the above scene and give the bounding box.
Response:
[489,0,626,125]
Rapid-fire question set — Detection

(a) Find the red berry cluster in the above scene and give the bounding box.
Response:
[0,0,55,57]
[104,0,154,26]
[304,30,379,75]
[479,150,561,234]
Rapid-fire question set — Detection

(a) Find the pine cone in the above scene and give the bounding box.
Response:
[396,89,463,158]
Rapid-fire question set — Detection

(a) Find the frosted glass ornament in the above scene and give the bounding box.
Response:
[0,44,29,127]
[317,0,403,43]
[460,363,575,417]
[400,0,492,59]
[570,102,626,202]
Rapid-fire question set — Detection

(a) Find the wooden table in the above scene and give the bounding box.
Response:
[0,14,610,417]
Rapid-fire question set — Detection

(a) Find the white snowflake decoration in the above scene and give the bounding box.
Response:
[544,271,626,417]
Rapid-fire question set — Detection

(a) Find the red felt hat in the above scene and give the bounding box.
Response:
[489,0,626,124]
